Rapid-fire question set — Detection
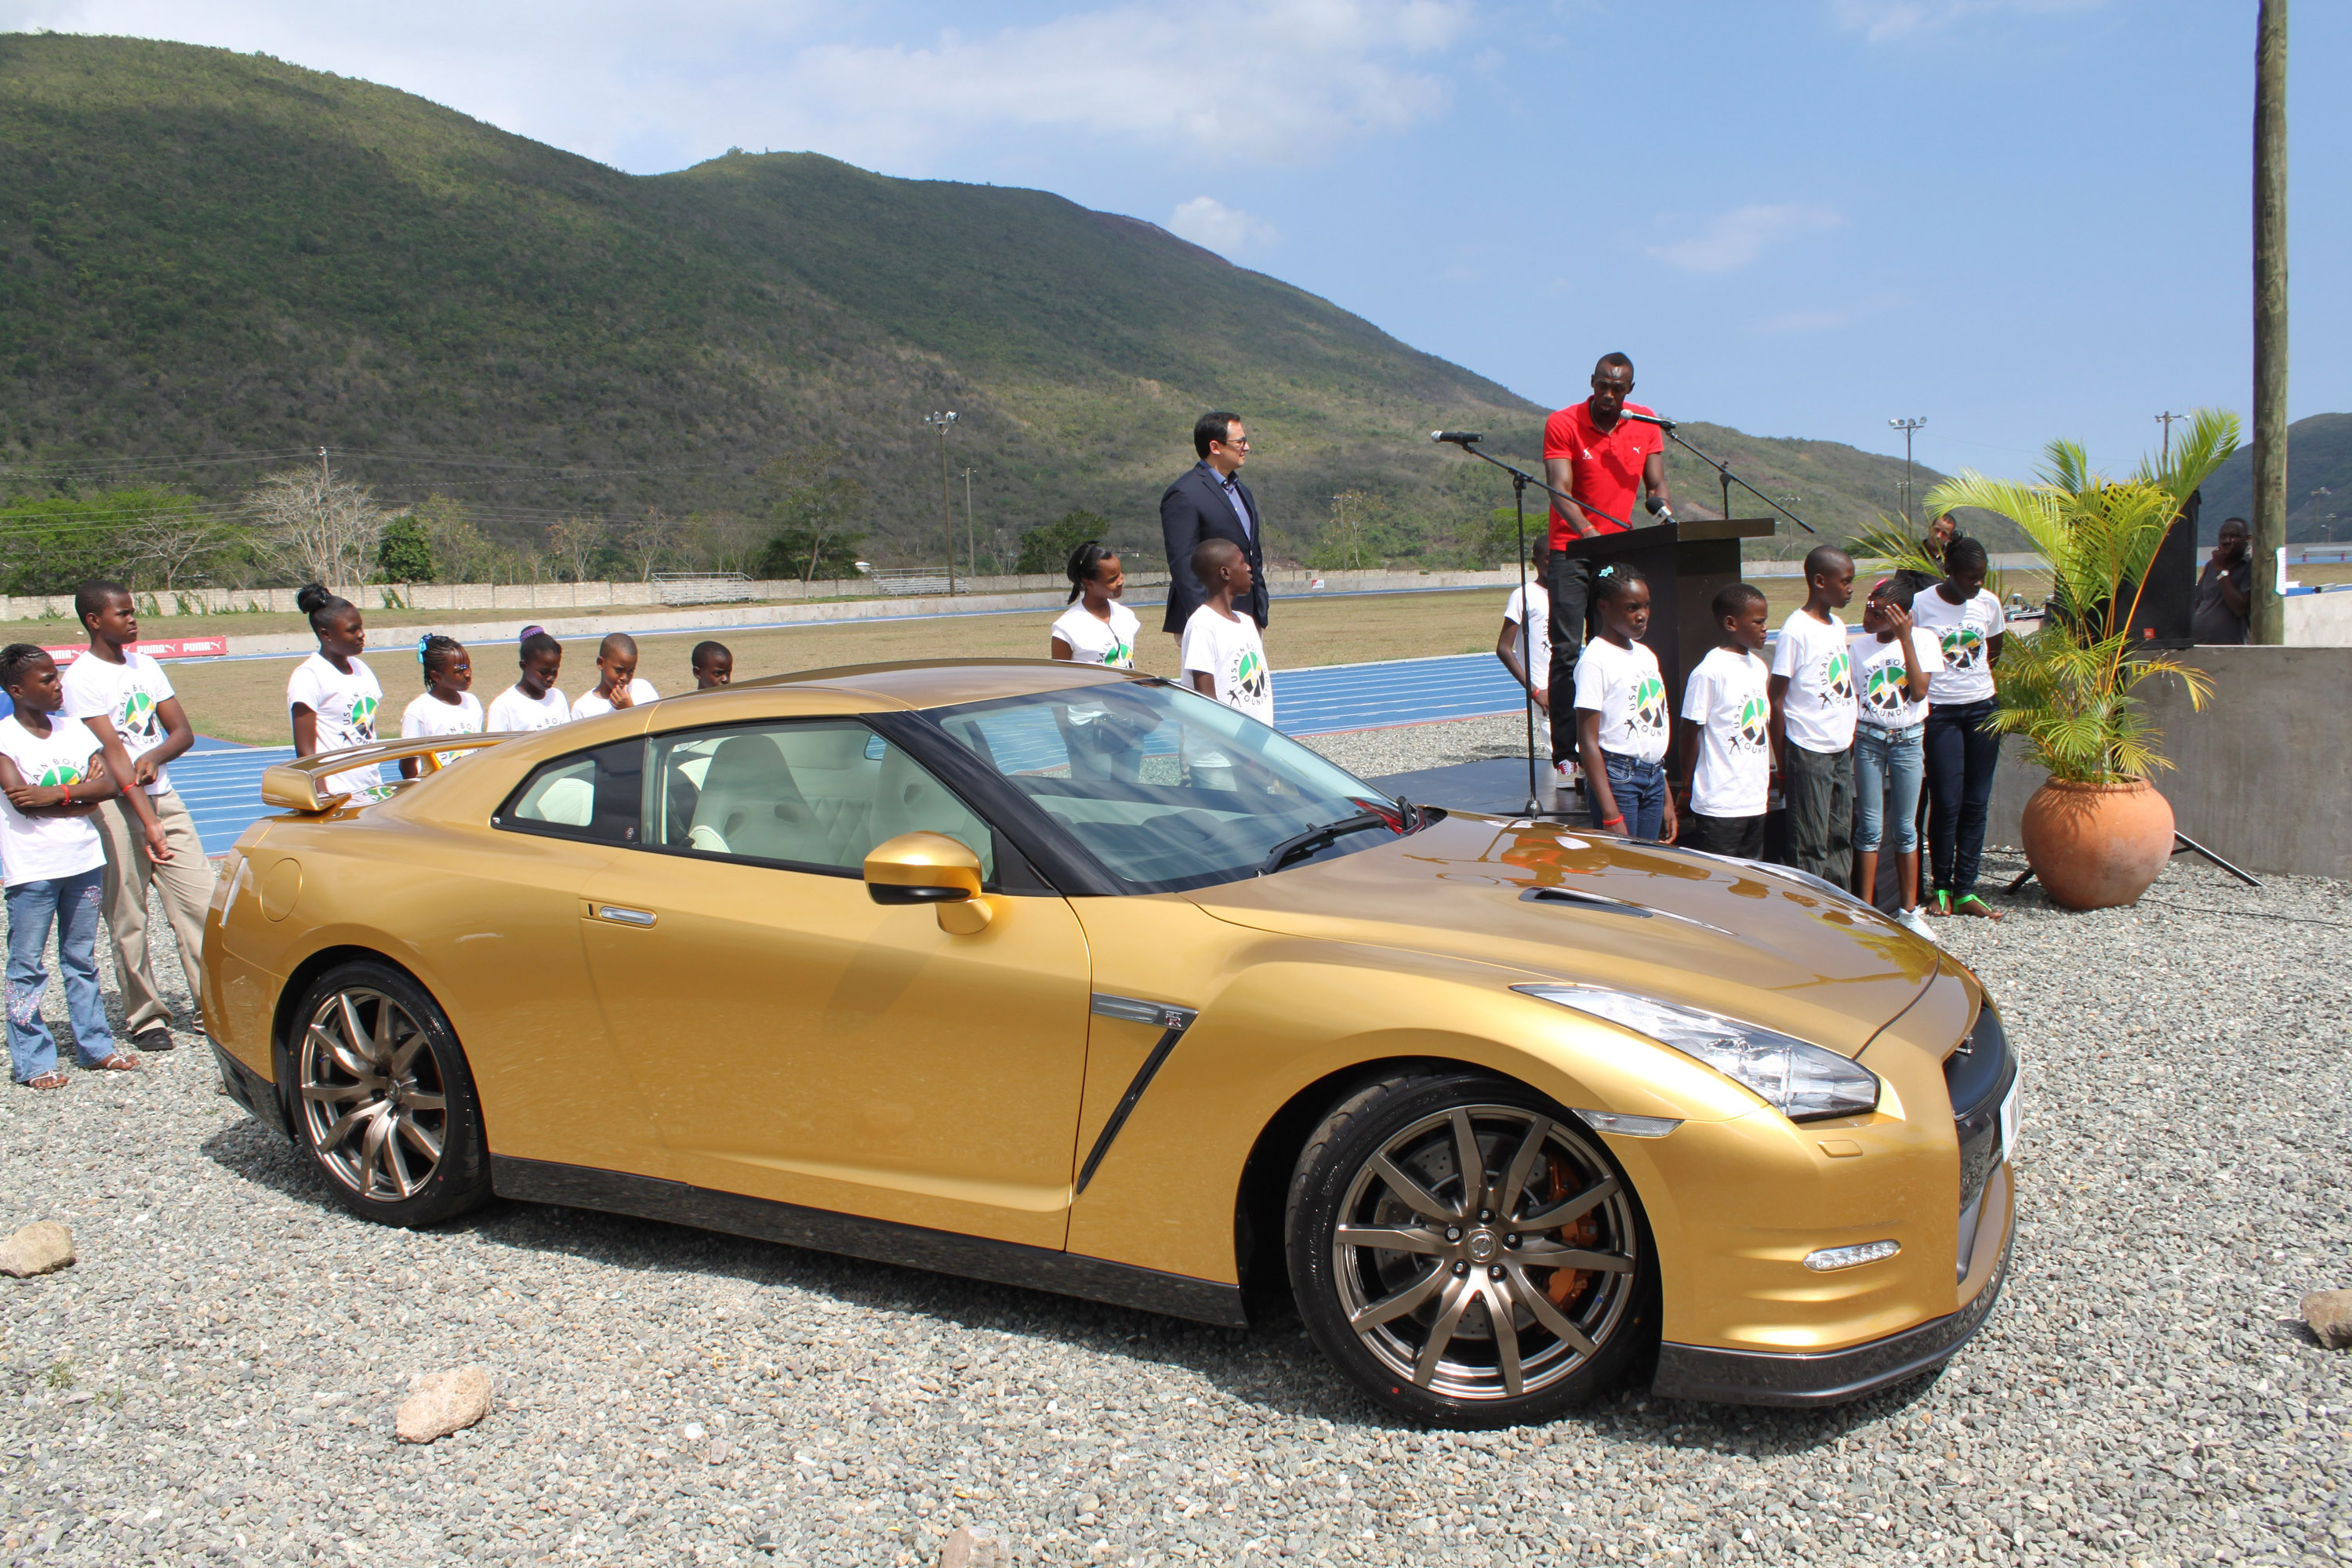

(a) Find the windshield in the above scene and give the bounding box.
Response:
[931,680,1403,893]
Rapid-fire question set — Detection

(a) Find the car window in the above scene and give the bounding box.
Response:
[645,719,993,880]
[497,739,644,844]
[932,682,1398,893]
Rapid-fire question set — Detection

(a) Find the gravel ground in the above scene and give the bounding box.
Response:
[3,732,2348,1566]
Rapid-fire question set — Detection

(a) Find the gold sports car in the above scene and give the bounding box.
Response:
[205,660,2016,1428]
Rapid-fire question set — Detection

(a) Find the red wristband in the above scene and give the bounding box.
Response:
[1601,815,1625,829]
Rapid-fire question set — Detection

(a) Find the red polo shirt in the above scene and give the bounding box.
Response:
[1543,399,1664,546]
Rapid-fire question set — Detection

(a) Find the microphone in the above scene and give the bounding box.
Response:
[1430,430,1484,447]
[1644,495,1677,524]
[1619,411,1676,430]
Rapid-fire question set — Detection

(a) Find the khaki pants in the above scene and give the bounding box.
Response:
[93,791,212,1035]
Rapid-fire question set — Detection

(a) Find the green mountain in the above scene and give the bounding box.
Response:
[0,34,1960,574]
[2196,413,2352,544]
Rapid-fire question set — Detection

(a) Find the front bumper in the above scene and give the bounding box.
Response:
[1651,1165,2014,1408]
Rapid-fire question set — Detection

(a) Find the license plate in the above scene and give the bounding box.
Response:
[1998,1077,2021,1162]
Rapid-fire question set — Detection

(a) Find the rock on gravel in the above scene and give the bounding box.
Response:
[939,1523,1009,1566]
[397,1367,493,1443]
[0,1221,74,1279]
[2304,1290,2352,1350]
[0,788,2346,1566]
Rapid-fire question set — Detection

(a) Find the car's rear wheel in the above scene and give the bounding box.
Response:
[290,960,489,1228]
[1287,1071,1656,1427]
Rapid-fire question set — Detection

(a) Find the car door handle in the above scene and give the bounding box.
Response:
[587,905,658,927]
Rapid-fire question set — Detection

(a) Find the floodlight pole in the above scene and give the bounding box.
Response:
[960,467,977,579]
[925,412,958,593]
[1887,418,1926,529]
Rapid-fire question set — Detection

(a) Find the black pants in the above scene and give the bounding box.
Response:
[1781,742,1854,886]
[1685,812,1765,859]
[1926,698,2000,896]
[1544,553,1595,763]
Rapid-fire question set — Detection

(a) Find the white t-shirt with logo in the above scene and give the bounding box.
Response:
[1502,579,1552,690]
[401,690,486,768]
[60,649,179,797]
[1911,588,2006,706]
[486,684,571,732]
[1571,636,1669,763]
[1051,601,1141,669]
[1771,611,1857,755]
[1856,629,1945,731]
[571,679,659,720]
[0,713,108,886]
[285,653,384,797]
[1682,646,1771,818]
[1180,606,1274,726]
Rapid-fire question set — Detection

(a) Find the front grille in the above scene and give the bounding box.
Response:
[1947,1003,2017,1278]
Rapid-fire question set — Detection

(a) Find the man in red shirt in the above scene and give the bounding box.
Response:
[1541,352,1673,771]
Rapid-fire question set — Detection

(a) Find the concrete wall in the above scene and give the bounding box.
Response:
[2285,589,2352,647]
[1987,646,2352,880]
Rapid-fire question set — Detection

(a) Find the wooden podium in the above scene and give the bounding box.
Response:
[1553,517,1777,704]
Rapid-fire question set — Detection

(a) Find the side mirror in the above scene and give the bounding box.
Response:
[863,832,993,934]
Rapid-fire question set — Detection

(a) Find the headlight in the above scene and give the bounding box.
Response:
[1515,984,1880,1123]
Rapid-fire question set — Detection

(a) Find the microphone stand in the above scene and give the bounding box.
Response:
[1435,439,1629,818]
[1629,416,1817,536]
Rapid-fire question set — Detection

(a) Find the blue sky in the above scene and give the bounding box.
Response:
[6,0,2343,479]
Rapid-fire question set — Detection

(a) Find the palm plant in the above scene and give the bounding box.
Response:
[1922,408,2239,784]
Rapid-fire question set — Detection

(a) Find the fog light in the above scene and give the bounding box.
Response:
[1573,1109,1682,1138]
[1804,1240,1900,1272]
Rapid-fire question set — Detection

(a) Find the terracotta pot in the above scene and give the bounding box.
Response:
[2019,779,2176,910]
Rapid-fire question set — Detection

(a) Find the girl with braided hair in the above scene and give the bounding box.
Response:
[398,635,485,777]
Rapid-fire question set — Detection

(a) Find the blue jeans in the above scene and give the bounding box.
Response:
[1853,724,1925,853]
[1926,699,2002,895]
[1593,752,1666,840]
[5,868,118,1082]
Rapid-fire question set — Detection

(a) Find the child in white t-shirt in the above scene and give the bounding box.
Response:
[571,633,659,720]
[1909,535,2011,920]
[1675,583,1772,860]
[1051,542,1147,782]
[1496,540,1555,770]
[285,585,384,799]
[400,635,487,777]
[1179,539,1273,789]
[1854,579,1944,939]
[1768,546,1857,884]
[0,644,136,1086]
[1571,564,1674,840]
[485,630,570,732]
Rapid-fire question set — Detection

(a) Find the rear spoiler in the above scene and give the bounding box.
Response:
[260,734,517,814]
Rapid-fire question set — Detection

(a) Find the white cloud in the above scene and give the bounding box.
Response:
[1168,197,1277,256]
[1647,203,1843,274]
[1831,0,2102,44]
[2,0,1473,173]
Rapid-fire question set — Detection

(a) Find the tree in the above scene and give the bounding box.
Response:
[623,507,680,581]
[545,514,607,583]
[757,446,869,583]
[412,495,490,583]
[376,516,435,582]
[122,498,238,591]
[0,487,213,595]
[246,466,387,586]
[1014,510,1110,575]
[684,509,765,576]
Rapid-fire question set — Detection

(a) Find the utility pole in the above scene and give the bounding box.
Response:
[1887,418,1926,529]
[960,467,976,579]
[924,412,958,593]
[2251,0,2288,644]
[2155,411,2182,465]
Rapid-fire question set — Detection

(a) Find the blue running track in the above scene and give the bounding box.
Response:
[168,653,1532,855]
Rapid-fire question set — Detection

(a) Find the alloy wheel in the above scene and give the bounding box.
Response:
[1331,1105,1638,1402]
[297,988,448,1202]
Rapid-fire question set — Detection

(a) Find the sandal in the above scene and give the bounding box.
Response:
[1925,890,1952,917]
[87,1054,141,1072]
[1955,894,2004,920]
[21,1072,69,1091]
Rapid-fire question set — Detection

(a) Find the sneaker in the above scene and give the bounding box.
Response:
[1896,906,1939,943]
[132,1025,176,1053]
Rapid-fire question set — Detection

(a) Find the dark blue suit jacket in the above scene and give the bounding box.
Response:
[1159,462,1269,633]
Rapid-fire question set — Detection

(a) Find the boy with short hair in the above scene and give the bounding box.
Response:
[1769,546,1858,884]
[571,633,659,720]
[1495,540,1558,776]
[1676,583,1773,859]
[60,582,212,1051]
[0,645,140,1087]
[691,641,734,689]
[1180,539,1272,790]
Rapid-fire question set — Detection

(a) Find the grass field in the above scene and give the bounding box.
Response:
[114,568,2063,746]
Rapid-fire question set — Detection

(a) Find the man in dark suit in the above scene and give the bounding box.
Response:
[1160,411,1269,636]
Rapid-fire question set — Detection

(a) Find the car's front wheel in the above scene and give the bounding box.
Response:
[289,960,490,1228]
[1287,1071,1656,1427]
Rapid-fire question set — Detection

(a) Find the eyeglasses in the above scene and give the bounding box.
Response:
[1216,437,1251,449]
